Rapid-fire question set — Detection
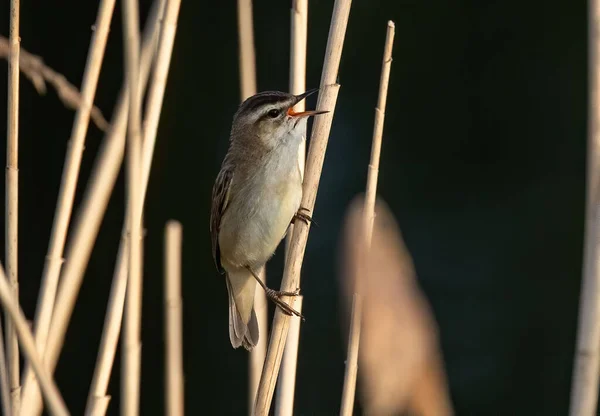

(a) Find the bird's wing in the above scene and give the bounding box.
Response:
[210,166,234,273]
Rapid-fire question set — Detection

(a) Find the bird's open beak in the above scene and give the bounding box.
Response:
[289,88,329,117]
[287,108,329,118]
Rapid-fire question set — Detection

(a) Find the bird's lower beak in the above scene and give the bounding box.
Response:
[287,108,329,118]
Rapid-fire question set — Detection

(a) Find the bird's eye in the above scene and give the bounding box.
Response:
[267,109,280,118]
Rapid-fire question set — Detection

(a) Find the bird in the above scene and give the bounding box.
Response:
[210,88,328,350]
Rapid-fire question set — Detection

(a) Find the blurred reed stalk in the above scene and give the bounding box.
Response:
[121,0,145,412]
[253,0,352,413]
[21,0,116,411]
[339,197,453,416]
[19,1,169,414]
[0,263,68,416]
[235,1,269,412]
[5,0,20,413]
[570,0,600,414]
[275,1,309,414]
[339,20,395,416]
[164,221,184,416]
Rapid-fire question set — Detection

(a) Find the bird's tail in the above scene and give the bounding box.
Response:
[226,268,259,350]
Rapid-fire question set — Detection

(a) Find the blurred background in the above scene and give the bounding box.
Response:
[0,0,588,414]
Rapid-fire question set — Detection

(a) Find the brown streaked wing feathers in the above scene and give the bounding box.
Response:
[210,167,233,273]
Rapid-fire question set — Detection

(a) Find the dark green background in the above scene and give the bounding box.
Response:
[0,0,590,414]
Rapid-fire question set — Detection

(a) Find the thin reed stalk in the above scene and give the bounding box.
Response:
[0,264,69,416]
[339,20,395,416]
[0,318,10,416]
[164,221,184,416]
[121,0,144,413]
[237,0,257,100]
[570,1,600,414]
[85,0,181,412]
[5,0,20,413]
[22,0,116,408]
[235,1,268,412]
[19,3,163,413]
[274,296,303,416]
[276,1,309,413]
[253,0,352,413]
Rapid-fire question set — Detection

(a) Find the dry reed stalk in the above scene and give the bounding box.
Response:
[121,0,145,413]
[235,1,267,411]
[276,1,308,413]
[237,0,257,100]
[339,197,453,416]
[0,263,69,416]
[339,20,394,416]
[274,296,303,416]
[570,1,600,414]
[21,0,117,407]
[5,1,20,413]
[253,0,352,412]
[84,0,179,411]
[19,3,163,413]
[0,318,10,416]
[164,221,184,416]
[0,37,109,131]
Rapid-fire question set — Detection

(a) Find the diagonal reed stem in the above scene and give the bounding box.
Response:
[21,1,117,411]
[253,0,352,413]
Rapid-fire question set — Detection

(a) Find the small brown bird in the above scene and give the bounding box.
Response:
[210,89,327,350]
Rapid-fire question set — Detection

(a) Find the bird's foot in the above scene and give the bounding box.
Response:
[265,287,304,320]
[292,207,317,227]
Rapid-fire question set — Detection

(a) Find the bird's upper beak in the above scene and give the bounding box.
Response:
[289,87,329,118]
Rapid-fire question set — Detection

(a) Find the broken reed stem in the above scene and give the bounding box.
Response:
[0,318,10,416]
[235,1,267,412]
[237,0,257,101]
[5,0,20,413]
[121,0,144,413]
[19,2,162,414]
[0,37,109,131]
[0,263,69,416]
[339,20,394,416]
[164,221,184,416]
[274,296,303,416]
[570,1,600,415]
[253,0,352,413]
[22,0,116,409]
[277,1,308,414]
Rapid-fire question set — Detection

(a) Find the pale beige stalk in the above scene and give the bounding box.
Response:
[0,263,69,416]
[237,0,257,100]
[164,221,184,416]
[121,0,144,413]
[276,1,308,414]
[22,0,116,408]
[5,1,20,413]
[0,319,10,416]
[570,1,600,414]
[253,0,352,413]
[19,4,161,414]
[340,20,395,416]
[274,296,303,416]
[236,0,267,411]
[84,0,171,413]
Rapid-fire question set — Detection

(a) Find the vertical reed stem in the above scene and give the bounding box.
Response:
[121,0,144,413]
[164,221,184,416]
[570,1,600,414]
[5,0,20,413]
[340,20,395,416]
